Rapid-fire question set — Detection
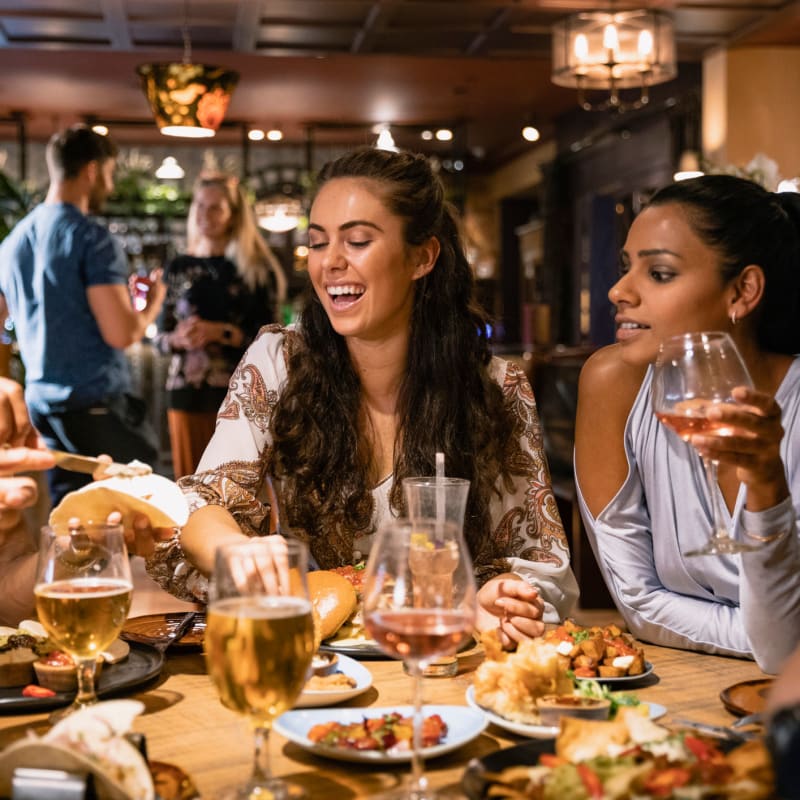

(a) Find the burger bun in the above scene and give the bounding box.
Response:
[307,571,358,641]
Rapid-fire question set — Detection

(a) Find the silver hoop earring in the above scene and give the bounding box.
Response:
[730,310,738,326]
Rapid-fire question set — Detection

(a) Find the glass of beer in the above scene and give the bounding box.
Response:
[205,537,315,800]
[35,522,133,719]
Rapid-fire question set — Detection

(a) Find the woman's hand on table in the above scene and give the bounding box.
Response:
[476,574,545,648]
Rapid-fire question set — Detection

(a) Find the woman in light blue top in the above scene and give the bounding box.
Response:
[576,175,800,674]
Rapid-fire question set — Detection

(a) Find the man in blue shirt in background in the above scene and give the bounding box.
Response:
[0,125,166,505]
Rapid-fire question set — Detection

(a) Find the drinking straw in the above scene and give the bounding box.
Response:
[435,451,445,535]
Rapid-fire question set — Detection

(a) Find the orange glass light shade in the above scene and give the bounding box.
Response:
[137,62,239,138]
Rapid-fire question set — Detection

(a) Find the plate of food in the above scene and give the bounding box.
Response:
[122,612,206,651]
[295,653,373,708]
[465,685,666,739]
[543,619,654,683]
[274,704,487,764]
[461,709,775,799]
[0,638,163,714]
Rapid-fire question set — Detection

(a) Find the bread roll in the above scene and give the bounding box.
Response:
[307,571,358,641]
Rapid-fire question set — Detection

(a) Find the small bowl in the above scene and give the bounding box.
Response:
[33,652,104,692]
[309,652,339,677]
[536,694,611,726]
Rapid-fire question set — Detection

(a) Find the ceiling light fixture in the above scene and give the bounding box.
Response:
[266,129,284,142]
[256,197,304,234]
[92,125,109,136]
[137,0,239,137]
[551,10,676,112]
[248,128,265,141]
[522,125,541,142]
[155,156,185,180]
[673,150,704,182]
[435,128,453,142]
[375,124,399,152]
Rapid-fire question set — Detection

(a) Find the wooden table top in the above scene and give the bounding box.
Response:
[0,610,768,800]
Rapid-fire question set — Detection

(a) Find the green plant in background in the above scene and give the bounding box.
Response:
[105,166,191,217]
[0,168,41,241]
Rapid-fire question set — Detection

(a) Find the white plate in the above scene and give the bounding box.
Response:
[319,638,385,659]
[574,661,655,685]
[295,654,373,708]
[464,686,666,739]
[274,704,487,764]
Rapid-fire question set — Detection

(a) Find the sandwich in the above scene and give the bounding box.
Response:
[49,472,190,530]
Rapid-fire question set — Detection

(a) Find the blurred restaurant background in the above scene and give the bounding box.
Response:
[1,0,799,604]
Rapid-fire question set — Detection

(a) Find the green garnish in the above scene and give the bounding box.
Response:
[571,630,591,643]
[575,679,641,717]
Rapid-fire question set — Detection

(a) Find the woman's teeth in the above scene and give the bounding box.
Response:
[619,322,648,330]
[328,284,365,297]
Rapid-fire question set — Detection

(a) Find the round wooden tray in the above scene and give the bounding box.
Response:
[719,678,774,716]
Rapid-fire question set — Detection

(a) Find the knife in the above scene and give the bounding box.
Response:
[50,450,153,478]
[670,717,757,742]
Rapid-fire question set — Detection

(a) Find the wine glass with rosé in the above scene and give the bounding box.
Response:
[204,538,315,800]
[34,522,133,720]
[362,518,477,800]
[652,331,761,557]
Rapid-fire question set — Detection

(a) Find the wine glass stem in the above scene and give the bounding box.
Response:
[74,658,99,707]
[702,457,730,541]
[409,665,429,797]
[251,725,273,788]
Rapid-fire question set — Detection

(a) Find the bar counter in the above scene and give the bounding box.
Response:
[0,611,768,799]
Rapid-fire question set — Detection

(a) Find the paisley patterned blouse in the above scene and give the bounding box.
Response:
[145,326,579,619]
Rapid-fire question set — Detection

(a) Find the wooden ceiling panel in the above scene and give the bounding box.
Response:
[0,0,798,164]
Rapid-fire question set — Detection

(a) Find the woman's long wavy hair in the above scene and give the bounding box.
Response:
[267,148,515,563]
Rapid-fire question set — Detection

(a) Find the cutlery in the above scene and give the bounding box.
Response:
[731,711,764,729]
[131,611,199,654]
[671,717,758,742]
[50,449,152,478]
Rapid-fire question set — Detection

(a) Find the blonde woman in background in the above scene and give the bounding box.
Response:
[156,173,286,477]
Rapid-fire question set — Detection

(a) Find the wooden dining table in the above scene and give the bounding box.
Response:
[0,609,769,800]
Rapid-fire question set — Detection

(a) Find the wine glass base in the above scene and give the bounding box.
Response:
[684,538,762,557]
[216,779,305,800]
[369,788,439,800]
[48,697,98,724]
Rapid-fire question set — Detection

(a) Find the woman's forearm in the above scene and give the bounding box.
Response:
[180,504,250,576]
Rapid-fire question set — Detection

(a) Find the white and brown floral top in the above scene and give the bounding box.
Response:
[145,326,579,620]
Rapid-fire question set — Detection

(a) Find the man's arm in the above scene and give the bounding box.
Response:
[87,269,166,350]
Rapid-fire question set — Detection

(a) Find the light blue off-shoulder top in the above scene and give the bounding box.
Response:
[577,358,800,674]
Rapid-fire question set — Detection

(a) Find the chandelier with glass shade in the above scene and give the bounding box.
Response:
[552,10,677,111]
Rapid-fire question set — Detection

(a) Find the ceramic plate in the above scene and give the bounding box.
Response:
[121,612,206,651]
[0,642,164,714]
[574,661,655,685]
[320,635,476,661]
[464,686,666,739]
[274,704,487,764]
[295,654,373,708]
[719,678,774,717]
[462,738,556,799]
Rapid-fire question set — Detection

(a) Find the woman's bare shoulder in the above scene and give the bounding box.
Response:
[579,345,647,410]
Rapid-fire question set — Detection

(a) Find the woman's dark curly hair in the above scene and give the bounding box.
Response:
[647,174,800,354]
[267,148,515,566]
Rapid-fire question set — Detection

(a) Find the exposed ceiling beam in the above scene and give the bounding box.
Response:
[99,0,131,49]
[233,0,261,52]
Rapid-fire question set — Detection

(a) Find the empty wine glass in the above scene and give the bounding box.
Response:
[652,330,761,557]
[205,538,315,800]
[35,522,133,720]
[362,518,477,799]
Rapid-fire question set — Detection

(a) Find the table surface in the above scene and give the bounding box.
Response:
[0,610,768,799]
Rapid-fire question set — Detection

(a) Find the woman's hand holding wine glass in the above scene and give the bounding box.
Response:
[652,331,787,556]
[362,518,477,800]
